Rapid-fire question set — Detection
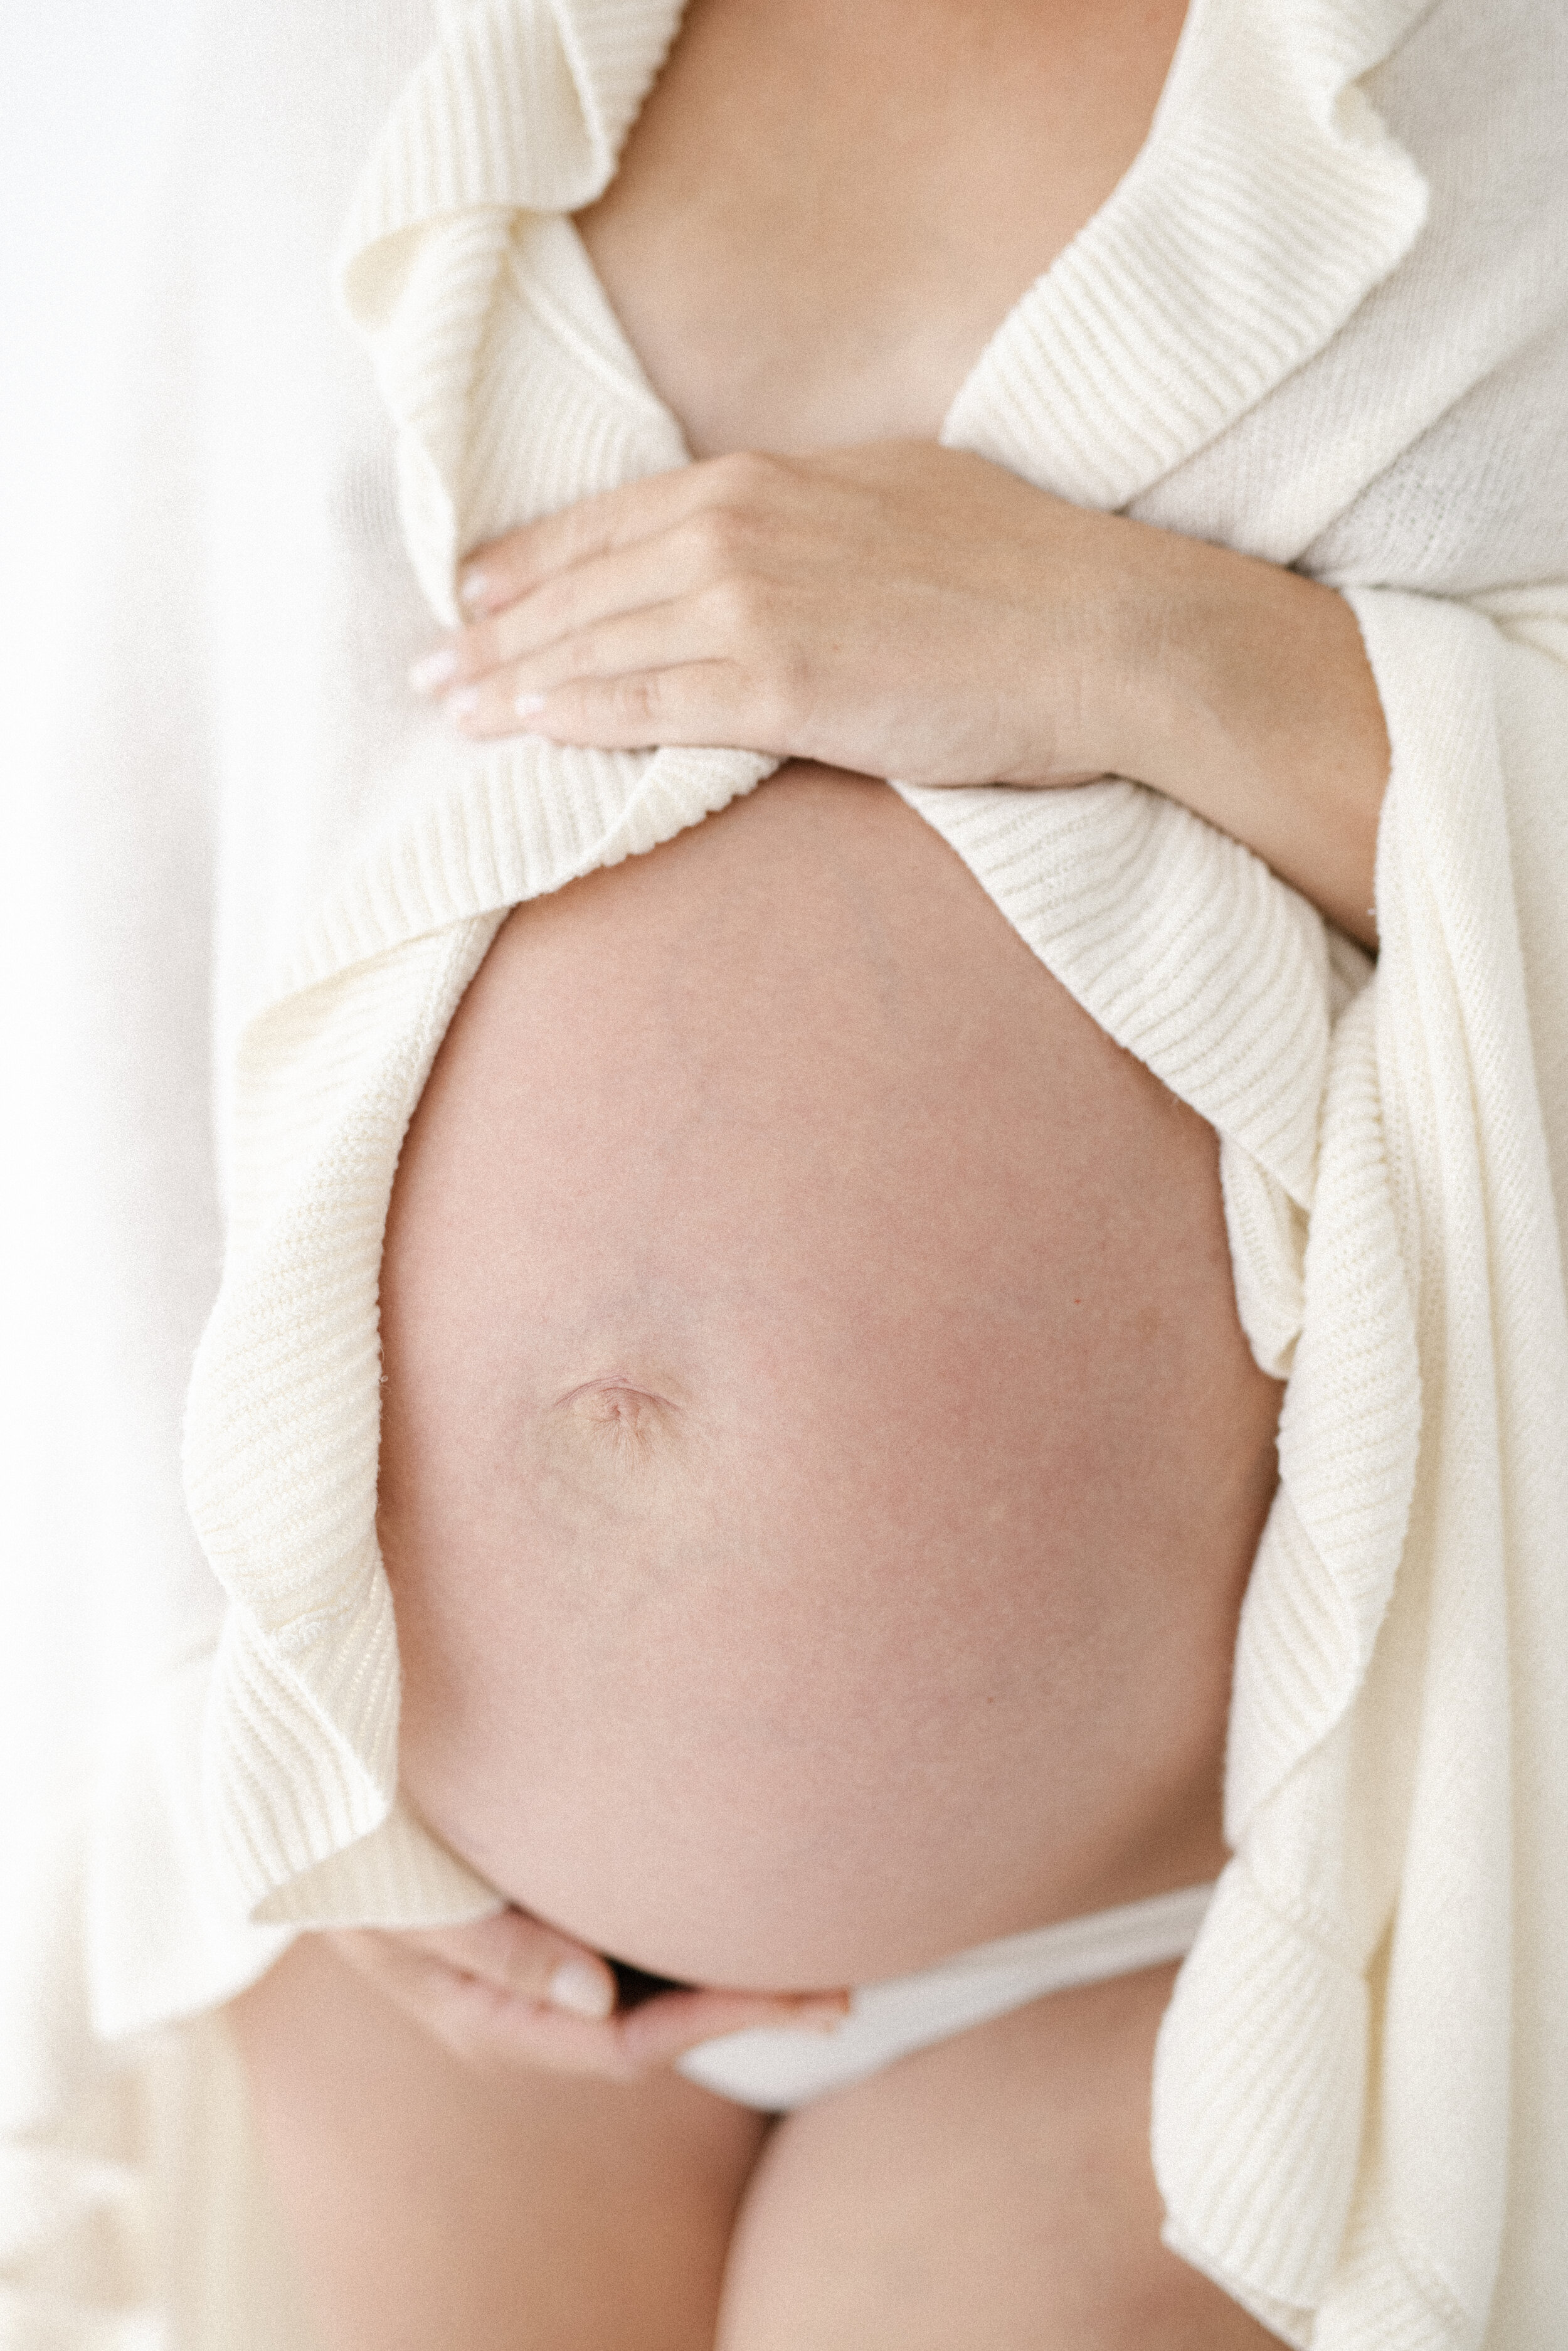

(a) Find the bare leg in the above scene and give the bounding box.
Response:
[717,1962,1285,2351]
[227,1936,768,2351]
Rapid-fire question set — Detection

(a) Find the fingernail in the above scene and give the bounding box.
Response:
[549,1958,615,2020]
[515,692,548,719]
[445,685,480,721]
[409,647,458,694]
[459,570,494,610]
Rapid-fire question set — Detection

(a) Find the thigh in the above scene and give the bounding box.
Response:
[228,1934,768,2351]
[716,1962,1285,2351]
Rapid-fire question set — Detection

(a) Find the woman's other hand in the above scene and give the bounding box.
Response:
[325,1909,849,2083]
[413,441,1387,944]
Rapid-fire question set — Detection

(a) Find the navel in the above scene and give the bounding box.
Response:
[553,1375,684,1459]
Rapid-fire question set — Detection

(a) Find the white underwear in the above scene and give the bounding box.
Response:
[677,1881,1214,2110]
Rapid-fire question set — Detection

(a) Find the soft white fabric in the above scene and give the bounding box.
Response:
[679,1883,1216,2111]
[3,0,1565,2342]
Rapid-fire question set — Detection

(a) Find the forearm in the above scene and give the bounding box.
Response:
[1093,523,1387,948]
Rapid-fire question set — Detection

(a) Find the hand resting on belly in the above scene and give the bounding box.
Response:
[378,764,1283,1993]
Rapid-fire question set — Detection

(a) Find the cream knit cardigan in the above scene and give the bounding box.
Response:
[3,0,1566,2343]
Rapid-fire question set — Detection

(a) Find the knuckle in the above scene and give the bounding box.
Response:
[702,570,763,635]
[559,625,607,679]
[776,635,813,708]
[611,673,665,736]
[553,497,603,563]
[750,635,811,734]
[687,502,751,571]
[517,575,572,642]
[549,622,623,686]
[709,448,779,505]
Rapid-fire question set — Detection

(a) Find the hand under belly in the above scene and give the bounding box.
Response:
[377,765,1281,1990]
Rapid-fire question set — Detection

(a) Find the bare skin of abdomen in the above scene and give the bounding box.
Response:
[379,763,1283,1992]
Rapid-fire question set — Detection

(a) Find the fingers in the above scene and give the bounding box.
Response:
[616,1984,851,2073]
[324,1916,850,2084]
[455,451,803,616]
[327,1911,617,2022]
[445,502,778,687]
[403,449,888,751]
[415,496,810,749]
[442,603,757,741]
[326,1927,641,2077]
[497,661,783,755]
[408,1908,621,2015]
[422,570,810,753]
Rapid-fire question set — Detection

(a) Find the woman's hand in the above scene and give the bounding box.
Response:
[417,444,1114,786]
[414,440,1388,943]
[326,1908,849,2083]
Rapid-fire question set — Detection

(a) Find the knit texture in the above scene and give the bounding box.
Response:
[5,0,1566,2342]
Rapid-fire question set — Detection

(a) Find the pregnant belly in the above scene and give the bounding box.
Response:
[377,765,1281,1990]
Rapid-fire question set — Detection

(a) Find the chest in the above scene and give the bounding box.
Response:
[574,0,1188,455]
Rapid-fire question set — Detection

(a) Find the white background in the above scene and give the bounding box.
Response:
[0,1,201,1784]
[1,1,201,709]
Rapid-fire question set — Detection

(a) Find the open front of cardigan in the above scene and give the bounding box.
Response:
[4,0,1566,2343]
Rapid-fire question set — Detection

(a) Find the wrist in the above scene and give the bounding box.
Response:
[1049,512,1192,787]
[1082,525,1386,945]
